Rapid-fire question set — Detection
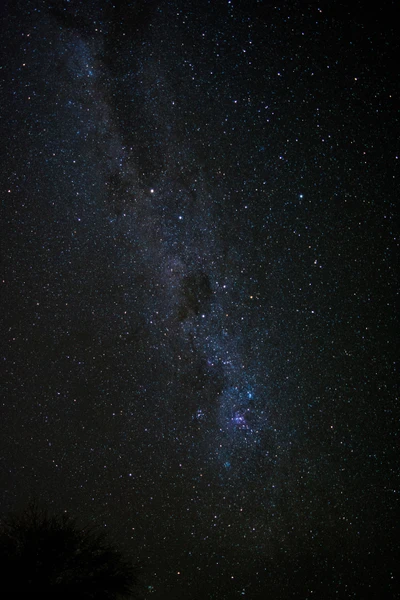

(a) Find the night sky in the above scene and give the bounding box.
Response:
[1,0,398,598]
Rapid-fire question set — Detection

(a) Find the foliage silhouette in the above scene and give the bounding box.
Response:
[0,503,139,599]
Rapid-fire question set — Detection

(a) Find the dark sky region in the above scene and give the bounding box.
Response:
[1,0,398,598]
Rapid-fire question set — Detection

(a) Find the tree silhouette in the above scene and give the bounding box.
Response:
[0,503,139,599]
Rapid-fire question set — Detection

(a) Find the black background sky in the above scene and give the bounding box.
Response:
[1,0,398,598]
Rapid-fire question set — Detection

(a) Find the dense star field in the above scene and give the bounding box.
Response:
[1,0,398,597]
